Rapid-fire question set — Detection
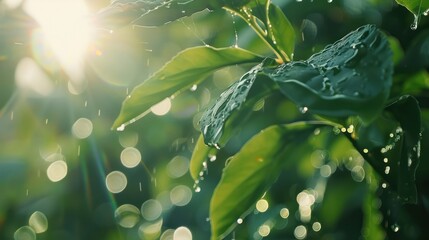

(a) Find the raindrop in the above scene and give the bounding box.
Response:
[141,199,163,221]
[170,185,192,206]
[424,9,429,16]
[237,218,243,224]
[280,208,289,219]
[300,106,308,114]
[258,224,271,237]
[312,222,321,232]
[256,199,269,213]
[151,98,171,116]
[208,154,217,162]
[410,14,418,30]
[14,226,36,240]
[294,225,307,239]
[194,186,201,193]
[115,204,140,228]
[391,224,400,232]
[120,147,142,168]
[72,118,93,139]
[381,183,388,188]
[384,166,390,175]
[105,171,127,193]
[190,84,197,91]
[28,211,48,233]
[117,124,126,132]
[46,160,68,182]
[173,226,192,240]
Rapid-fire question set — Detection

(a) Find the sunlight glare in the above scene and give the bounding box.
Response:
[24,0,93,82]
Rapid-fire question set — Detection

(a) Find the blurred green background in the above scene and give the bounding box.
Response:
[0,0,429,239]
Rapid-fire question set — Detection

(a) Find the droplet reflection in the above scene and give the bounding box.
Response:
[28,211,48,233]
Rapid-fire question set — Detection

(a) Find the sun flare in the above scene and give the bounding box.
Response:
[24,0,93,82]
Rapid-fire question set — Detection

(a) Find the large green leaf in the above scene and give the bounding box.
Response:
[266,25,393,124]
[112,46,263,130]
[346,95,421,203]
[210,122,319,239]
[199,63,269,146]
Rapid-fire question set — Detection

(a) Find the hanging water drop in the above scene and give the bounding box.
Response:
[237,218,243,224]
[117,124,126,132]
[410,14,419,30]
[391,224,400,232]
[424,9,429,16]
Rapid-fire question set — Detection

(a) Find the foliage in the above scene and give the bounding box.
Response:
[1,0,429,240]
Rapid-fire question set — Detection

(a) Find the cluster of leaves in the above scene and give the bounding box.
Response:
[100,0,425,239]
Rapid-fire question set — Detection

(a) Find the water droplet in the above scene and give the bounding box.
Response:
[300,106,308,114]
[384,166,390,175]
[190,84,197,91]
[391,224,400,232]
[141,199,163,221]
[312,222,322,232]
[14,226,36,240]
[237,218,243,224]
[363,148,369,153]
[117,124,126,132]
[383,158,388,163]
[28,211,48,233]
[115,204,140,228]
[106,171,127,193]
[381,182,388,188]
[208,154,216,162]
[195,186,201,192]
[411,14,419,30]
[424,9,429,16]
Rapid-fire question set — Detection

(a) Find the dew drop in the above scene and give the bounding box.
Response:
[391,224,400,232]
[14,226,36,240]
[300,106,308,114]
[384,166,390,175]
[410,14,418,30]
[115,204,140,228]
[28,211,48,233]
[190,84,197,91]
[237,218,243,224]
[195,186,201,192]
[117,124,126,132]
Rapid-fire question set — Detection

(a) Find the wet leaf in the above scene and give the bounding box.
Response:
[200,64,261,146]
[266,24,393,124]
[112,46,263,129]
[189,135,216,181]
[210,122,319,239]
[395,0,429,19]
[266,3,295,61]
[347,95,421,204]
[199,62,276,146]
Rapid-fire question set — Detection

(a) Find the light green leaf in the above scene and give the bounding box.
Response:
[112,46,263,129]
[189,135,217,181]
[210,122,319,239]
[266,25,393,124]
[266,3,295,61]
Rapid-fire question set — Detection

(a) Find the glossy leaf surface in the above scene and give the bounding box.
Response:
[112,46,263,129]
[267,25,393,124]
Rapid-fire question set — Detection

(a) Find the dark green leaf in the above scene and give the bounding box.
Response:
[210,122,319,239]
[266,3,295,61]
[266,24,393,124]
[347,95,421,203]
[199,61,276,147]
[112,46,263,130]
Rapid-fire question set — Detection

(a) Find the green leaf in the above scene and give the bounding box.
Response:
[347,95,421,203]
[266,24,393,124]
[266,3,295,61]
[395,0,429,20]
[189,135,217,181]
[95,0,212,28]
[199,64,261,147]
[210,122,319,239]
[112,46,263,130]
